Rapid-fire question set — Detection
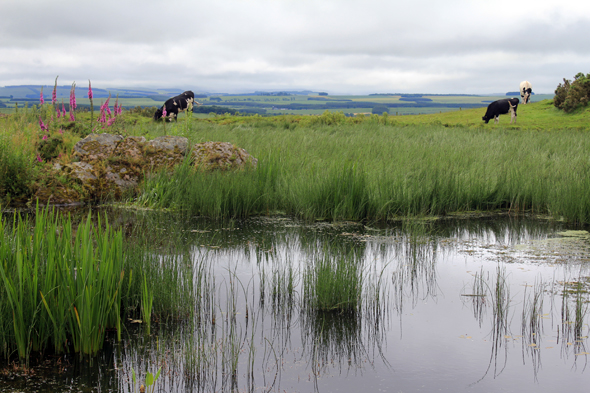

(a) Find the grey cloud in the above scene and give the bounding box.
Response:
[1,0,589,94]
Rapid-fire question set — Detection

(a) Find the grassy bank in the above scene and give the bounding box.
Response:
[2,99,590,223]
[131,106,590,223]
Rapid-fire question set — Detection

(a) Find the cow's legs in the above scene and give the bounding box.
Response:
[508,101,516,124]
[494,116,499,124]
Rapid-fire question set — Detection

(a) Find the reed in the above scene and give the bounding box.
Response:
[127,120,590,224]
[0,205,125,363]
[303,252,362,313]
[141,273,154,335]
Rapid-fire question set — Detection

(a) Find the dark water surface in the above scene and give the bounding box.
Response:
[2,209,590,392]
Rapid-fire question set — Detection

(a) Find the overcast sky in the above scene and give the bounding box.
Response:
[1,0,588,94]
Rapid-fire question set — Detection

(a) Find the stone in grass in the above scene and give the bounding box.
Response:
[191,141,258,171]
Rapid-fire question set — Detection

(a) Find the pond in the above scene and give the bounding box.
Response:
[1,210,589,392]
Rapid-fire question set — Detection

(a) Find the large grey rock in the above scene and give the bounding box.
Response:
[50,134,257,201]
[147,136,189,153]
[73,133,124,158]
[192,142,258,171]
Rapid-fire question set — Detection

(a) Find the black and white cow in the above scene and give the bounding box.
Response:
[153,91,199,121]
[482,98,519,124]
[520,81,532,104]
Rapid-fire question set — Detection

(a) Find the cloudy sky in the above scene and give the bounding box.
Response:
[1,0,588,94]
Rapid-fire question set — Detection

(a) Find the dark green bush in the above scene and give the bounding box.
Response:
[38,136,64,161]
[554,72,590,112]
[0,135,35,202]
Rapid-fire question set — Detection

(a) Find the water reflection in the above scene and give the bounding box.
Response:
[2,209,590,392]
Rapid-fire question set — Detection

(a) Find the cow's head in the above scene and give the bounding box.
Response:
[482,116,490,124]
[153,108,163,120]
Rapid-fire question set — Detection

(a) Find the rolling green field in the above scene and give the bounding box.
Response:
[0,87,554,117]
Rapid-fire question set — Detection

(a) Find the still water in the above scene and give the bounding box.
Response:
[2,210,590,392]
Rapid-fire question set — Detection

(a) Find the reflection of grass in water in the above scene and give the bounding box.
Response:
[472,266,512,382]
[520,278,545,378]
[301,249,389,376]
[521,278,545,348]
[559,279,589,361]
[303,310,362,374]
[462,267,488,327]
[392,219,439,314]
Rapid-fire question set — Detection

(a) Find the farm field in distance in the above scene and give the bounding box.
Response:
[0,83,553,117]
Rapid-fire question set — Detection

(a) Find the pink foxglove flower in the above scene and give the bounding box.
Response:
[39,116,47,132]
[40,87,44,105]
[162,106,167,119]
[42,135,48,140]
[52,76,58,105]
[56,106,61,118]
[36,155,43,163]
[107,117,116,127]
[70,82,77,110]
[62,102,66,118]
[88,80,93,100]
[58,128,63,134]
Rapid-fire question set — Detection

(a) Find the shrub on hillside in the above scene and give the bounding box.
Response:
[0,134,35,202]
[554,72,590,112]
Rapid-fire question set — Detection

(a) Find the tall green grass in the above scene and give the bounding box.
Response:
[0,206,124,363]
[302,252,363,313]
[132,121,590,224]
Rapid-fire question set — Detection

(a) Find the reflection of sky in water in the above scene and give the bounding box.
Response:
[174,216,590,392]
[2,212,589,392]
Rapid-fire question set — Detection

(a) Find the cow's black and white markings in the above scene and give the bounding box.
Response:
[520,81,532,104]
[154,91,199,121]
[482,98,519,124]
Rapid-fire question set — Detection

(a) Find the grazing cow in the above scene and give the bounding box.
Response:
[153,91,200,121]
[520,81,532,104]
[482,98,519,124]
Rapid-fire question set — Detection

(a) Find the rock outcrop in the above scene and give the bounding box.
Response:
[192,141,258,171]
[40,134,257,203]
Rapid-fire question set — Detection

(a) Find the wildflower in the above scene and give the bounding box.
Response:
[70,82,77,110]
[42,135,48,140]
[88,80,93,100]
[52,76,58,105]
[62,102,66,118]
[107,117,116,127]
[39,116,47,132]
[162,106,167,119]
[99,100,106,124]
[58,128,63,134]
[39,87,44,105]
[36,155,43,163]
[104,96,111,117]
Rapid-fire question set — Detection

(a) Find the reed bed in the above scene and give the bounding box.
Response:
[0,206,200,366]
[132,121,590,223]
[0,206,124,363]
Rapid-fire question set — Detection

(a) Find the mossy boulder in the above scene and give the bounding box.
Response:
[44,134,257,203]
[191,141,258,171]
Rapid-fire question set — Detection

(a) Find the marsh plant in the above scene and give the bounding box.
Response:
[303,253,363,313]
[0,206,125,363]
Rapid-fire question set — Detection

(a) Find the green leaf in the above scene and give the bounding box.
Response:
[146,372,154,386]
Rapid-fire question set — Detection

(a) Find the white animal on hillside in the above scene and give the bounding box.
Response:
[520,81,532,104]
